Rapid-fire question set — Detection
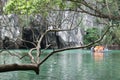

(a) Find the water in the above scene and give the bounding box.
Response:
[0,50,120,80]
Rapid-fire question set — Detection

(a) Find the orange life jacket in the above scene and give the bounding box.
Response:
[94,46,104,52]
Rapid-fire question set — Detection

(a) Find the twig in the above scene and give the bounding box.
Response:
[28,48,36,63]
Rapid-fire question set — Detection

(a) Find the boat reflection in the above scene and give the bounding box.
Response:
[93,52,104,62]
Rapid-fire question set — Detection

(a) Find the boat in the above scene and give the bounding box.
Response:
[91,46,108,53]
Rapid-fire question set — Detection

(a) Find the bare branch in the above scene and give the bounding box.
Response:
[28,48,36,63]
[19,38,37,47]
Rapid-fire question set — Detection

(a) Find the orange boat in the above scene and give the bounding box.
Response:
[91,46,105,52]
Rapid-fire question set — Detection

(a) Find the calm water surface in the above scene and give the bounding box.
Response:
[0,50,120,80]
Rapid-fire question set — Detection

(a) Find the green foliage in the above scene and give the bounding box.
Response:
[99,0,120,17]
[83,25,120,46]
[83,28,99,45]
[4,0,62,15]
[4,0,80,16]
[102,25,120,45]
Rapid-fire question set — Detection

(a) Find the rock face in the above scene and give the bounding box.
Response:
[21,28,67,49]
[0,14,20,49]
[0,14,69,49]
[0,13,84,49]
[46,32,67,49]
[21,27,46,49]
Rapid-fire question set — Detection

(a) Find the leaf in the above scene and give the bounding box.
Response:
[46,0,50,3]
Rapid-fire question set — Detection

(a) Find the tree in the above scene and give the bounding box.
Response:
[0,0,119,74]
[83,28,99,46]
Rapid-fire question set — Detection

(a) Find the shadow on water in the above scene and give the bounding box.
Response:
[0,49,120,80]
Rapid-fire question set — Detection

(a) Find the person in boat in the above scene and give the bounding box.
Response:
[91,46,95,52]
[91,46,105,52]
[94,46,104,52]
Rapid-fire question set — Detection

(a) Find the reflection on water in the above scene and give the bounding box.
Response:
[0,50,120,80]
[93,52,104,62]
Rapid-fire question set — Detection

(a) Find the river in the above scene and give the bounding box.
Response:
[0,49,120,80]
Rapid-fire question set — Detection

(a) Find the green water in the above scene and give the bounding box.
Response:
[0,50,120,80]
